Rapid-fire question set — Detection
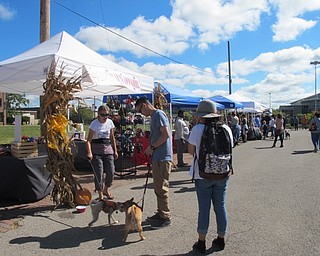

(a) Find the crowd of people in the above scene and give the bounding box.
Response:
[85,99,319,254]
[224,112,320,149]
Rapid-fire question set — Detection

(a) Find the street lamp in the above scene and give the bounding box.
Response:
[310,61,320,112]
[269,93,271,109]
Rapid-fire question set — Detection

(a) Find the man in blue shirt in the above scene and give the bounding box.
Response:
[135,97,172,229]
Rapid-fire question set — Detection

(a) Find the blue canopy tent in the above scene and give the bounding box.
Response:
[159,83,224,110]
[156,83,224,129]
[160,83,204,108]
[209,95,243,109]
[103,83,224,110]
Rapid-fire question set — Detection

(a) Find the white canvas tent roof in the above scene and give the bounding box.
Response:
[226,92,269,113]
[0,31,154,96]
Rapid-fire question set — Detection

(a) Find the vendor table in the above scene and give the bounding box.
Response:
[0,155,54,202]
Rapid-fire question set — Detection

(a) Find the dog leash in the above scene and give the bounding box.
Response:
[87,158,104,193]
[138,159,152,212]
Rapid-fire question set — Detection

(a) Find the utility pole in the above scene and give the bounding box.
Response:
[40,0,50,135]
[40,0,50,43]
[310,61,319,112]
[227,41,232,95]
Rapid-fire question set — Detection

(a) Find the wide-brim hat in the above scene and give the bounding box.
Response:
[191,99,221,118]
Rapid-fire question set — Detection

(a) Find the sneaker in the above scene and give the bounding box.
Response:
[146,212,162,223]
[177,163,189,167]
[150,218,171,229]
[193,240,206,254]
[212,236,225,250]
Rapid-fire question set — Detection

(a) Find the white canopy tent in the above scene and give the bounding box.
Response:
[0,31,154,96]
[226,92,269,113]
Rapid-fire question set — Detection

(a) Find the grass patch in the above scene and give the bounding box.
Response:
[0,125,41,144]
[0,125,91,144]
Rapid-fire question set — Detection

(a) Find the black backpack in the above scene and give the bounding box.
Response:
[197,122,233,180]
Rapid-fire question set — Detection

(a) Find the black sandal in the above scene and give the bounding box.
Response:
[103,192,114,200]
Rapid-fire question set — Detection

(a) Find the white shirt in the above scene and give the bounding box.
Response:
[89,118,115,140]
[174,117,189,141]
[188,123,233,179]
[269,118,275,128]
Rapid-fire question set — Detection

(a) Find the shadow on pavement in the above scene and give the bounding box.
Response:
[0,204,54,221]
[9,217,153,250]
[253,146,275,150]
[291,150,315,154]
[129,179,195,194]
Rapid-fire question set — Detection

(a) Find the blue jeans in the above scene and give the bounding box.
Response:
[195,177,230,237]
[232,125,241,142]
[311,132,320,150]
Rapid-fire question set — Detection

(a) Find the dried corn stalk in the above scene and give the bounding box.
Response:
[154,82,168,110]
[43,62,83,208]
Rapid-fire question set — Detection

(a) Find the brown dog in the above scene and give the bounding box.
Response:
[119,198,145,242]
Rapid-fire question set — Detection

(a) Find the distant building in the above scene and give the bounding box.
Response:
[279,93,320,116]
[16,107,40,125]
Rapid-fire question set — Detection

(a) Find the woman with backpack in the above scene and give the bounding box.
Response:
[188,99,233,254]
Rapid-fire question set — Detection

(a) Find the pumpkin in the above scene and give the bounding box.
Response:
[74,188,92,205]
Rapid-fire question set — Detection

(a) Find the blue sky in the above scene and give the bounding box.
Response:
[1,0,320,108]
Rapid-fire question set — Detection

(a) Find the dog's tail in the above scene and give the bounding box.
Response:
[130,205,141,225]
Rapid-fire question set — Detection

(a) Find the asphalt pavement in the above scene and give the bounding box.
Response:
[0,129,319,256]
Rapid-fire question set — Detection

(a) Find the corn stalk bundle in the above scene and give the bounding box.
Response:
[154,82,168,110]
[42,62,83,208]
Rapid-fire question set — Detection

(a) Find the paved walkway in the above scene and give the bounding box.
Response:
[0,152,189,233]
[1,129,319,256]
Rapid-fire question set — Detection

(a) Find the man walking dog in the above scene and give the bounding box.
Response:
[135,97,172,229]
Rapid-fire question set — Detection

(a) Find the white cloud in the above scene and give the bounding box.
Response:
[104,44,319,108]
[239,72,312,107]
[74,0,320,59]
[0,3,16,20]
[172,0,269,46]
[270,0,320,42]
[25,94,39,107]
[75,15,193,58]
[75,0,270,57]
[212,46,319,107]
[191,88,230,98]
[216,46,316,77]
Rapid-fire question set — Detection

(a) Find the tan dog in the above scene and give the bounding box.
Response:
[119,198,145,242]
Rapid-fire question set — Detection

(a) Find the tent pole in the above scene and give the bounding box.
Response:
[228,41,232,95]
[169,103,173,131]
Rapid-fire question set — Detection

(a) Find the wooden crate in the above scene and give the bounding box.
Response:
[11,142,38,158]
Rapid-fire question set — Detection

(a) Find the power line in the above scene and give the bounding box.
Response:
[53,1,215,75]
[98,0,111,53]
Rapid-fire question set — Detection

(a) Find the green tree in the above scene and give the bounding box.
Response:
[6,93,29,118]
[69,106,94,125]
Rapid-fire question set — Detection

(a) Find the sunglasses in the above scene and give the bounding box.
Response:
[99,113,108,117]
